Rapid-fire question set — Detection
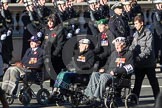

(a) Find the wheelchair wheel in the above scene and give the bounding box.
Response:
[125,93,139,108]
[70,92,85,107]
[6,95,14,105]
[110,101,118,108]
[36,88,50,105]
[18,91,31,106]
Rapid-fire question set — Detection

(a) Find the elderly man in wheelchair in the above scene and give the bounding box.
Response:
[1,36,43,99]
[83,37,135,107]
[48,38,96,106]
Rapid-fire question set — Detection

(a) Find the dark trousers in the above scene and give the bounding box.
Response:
[50,56,65,87]
[154,31,162,64]
[0,87,9,108]
[132,67,160,99]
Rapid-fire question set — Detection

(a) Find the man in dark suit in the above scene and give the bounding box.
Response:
[109,2,130,39]
[1,36,44,96]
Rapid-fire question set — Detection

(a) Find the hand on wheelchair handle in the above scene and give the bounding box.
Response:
[23,68,32,73]
[110,71,115,76]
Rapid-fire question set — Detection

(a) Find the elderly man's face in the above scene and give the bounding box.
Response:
[115,42,126,52]
[98,24,106,32]
[79,43,89,53]
[30,41,39,48]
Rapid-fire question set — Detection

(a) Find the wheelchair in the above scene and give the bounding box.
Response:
[51,71,90,107]
[6,68,50,106]
[69,73,91,107]
[103,74,139,108]
[49,59,99,107]
[48,35,98,107]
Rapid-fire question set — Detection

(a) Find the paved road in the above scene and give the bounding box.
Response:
[0,69,162,108]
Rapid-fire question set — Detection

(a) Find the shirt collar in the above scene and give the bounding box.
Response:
[32,47,38,51]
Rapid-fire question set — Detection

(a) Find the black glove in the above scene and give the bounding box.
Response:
[114,67,126,76]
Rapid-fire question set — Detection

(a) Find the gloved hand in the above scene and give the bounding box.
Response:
[1,34,7,40]
[67,33,72,39]
[114,67,126,76]
[7,30,12,36]
[37,32,42,38]
[72,24,75,30]
[75,28,80,34]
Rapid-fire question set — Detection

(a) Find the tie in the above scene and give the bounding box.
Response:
[31,49,34,54]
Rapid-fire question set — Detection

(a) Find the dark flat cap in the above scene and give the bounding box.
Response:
[111,2,123,10]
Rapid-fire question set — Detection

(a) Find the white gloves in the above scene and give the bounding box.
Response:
[1,30,12,40]
[67,33,72,39]
[72,24,75,30]
[37,32,42,38]
[1,34,7,40]
[75,28,80,34]
[7,30,12,36]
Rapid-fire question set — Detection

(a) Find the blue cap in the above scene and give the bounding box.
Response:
[28,36,41,43]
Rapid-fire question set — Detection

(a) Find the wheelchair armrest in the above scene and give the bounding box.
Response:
[24,68,32,73]
[26,67,42,71]
[26,67,38,69]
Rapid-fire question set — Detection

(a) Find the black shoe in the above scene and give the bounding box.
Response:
[48,92,59,104]
[92,98,104,107]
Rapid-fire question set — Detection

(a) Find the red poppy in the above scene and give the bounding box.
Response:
[51,33,57,38]
[101,33,107,39]
[34,51,37,55]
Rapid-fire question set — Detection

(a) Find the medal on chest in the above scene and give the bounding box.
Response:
[115,58,126,67]
[101,33,108,46]
[29,57,38,64]
[77,55,86,62]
